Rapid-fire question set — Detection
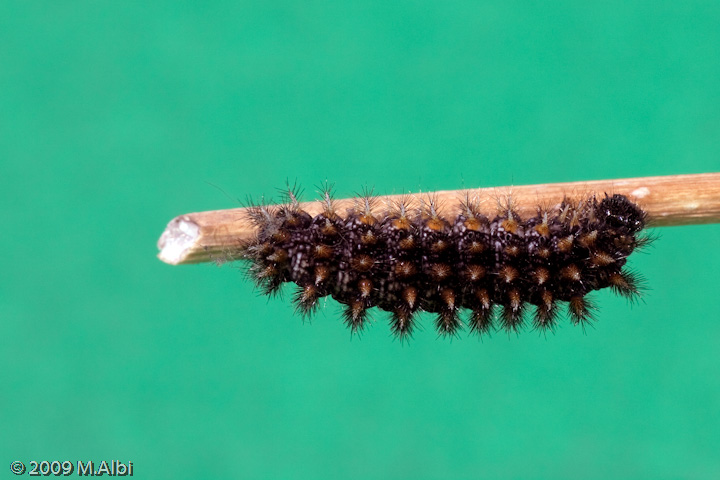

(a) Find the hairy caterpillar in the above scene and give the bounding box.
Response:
[239,185,650,339]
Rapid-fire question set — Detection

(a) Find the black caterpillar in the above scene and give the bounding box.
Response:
[239,187,650,339]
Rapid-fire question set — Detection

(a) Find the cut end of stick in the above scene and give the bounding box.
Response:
[157,216,201,265]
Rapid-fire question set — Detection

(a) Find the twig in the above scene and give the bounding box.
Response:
[157,172,720,265]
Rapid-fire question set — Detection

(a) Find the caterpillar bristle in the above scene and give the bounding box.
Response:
[419,192,446,220]
[292,284,321,318]
[432,287,462,337]
[342,300,370,336]
[387,194,413,221]
[532,292,560,333]
[389,308,418,341]
[567,295,597,328]
[245,199,277,229]
[499,293,526,334]
[278,180,304,209]
[634,231,659,252]
[458,191,486,220]
[352,186,379,218]
[608,268,646,303]
[468,306,494,337]
[316,181,337,218]
[239,187,650,340]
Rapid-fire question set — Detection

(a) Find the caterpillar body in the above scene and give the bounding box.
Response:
[240,187,650,339]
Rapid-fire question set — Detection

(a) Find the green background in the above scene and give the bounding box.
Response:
[2,1,719,479]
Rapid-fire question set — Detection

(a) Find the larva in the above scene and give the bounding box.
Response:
[239,185,650,339]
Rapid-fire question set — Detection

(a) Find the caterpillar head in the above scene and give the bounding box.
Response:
[597,194,647,233]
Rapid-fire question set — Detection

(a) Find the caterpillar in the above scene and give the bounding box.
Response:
[238,185,651,339]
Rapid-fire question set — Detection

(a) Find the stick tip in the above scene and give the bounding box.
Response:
[157,216,200,265]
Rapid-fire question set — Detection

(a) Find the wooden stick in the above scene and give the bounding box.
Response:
[157,172,720,265]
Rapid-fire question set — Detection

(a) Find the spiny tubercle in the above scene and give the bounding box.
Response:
[240,188,649,339]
